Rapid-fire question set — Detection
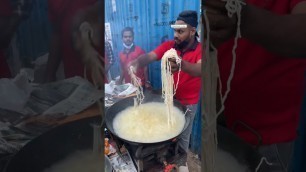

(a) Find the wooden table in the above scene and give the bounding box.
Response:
[57,103,101,125]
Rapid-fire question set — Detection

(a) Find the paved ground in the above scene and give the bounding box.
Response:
[187,150,201,172]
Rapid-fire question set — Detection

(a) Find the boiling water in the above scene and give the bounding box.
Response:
[216,149,249,172]
[113,102,185,143]
[43,150,103,172]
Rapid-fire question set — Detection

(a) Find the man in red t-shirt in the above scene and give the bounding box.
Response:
[118,27,150,88]
[205,0,306,171]
[130,11,202,155]
[46,0,101,82]
[0,0,32,78]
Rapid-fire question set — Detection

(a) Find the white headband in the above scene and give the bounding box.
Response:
[170,24,187,29]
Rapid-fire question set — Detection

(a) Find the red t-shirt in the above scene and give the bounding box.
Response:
[119,46,146,85]
[218,0,306,145]
[0,0,13,78]
[48,0,97,78]
[154,40,202,105]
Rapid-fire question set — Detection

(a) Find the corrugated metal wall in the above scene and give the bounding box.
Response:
[7,0,51,75]
[18,0,51,59]
[15,0,51,66]
[105,0,200,89]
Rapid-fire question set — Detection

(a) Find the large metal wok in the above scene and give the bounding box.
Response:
[217,125,263,171]
[3,116,265,172]
[105,93,191,145]
[4,117,107,172]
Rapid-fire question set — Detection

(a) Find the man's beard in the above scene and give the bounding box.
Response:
[175,40,189,49]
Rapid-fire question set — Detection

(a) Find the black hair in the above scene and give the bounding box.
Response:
[121,27,134,37]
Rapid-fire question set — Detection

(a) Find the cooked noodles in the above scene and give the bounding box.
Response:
[129,66,144,106]
[127,48,182,129]
[161,48,182,127]
[113,102,185,143]
[203,1,245,171]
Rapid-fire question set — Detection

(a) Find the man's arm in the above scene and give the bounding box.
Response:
[181,60,202,77]
[240,2,306,57]
[169,58,202,77]
[131,51,159,69]
[138,49,151,87]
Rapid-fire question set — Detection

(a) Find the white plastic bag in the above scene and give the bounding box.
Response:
[105,80,116,95]
[117,83,137,96]
[105,81,137,96]
[0,70,33,112]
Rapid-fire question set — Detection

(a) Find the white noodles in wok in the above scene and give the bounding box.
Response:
[113,102,185,143]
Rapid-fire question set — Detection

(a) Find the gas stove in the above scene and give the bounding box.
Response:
[105,126,187,172]
[123,140,187,172]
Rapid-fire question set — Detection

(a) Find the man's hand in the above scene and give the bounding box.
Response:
[168,57,181,73]
[127,59,139,73]
[203,0,238,47]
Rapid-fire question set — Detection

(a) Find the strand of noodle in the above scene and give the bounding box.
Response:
[204,1,245,121]
[94,60,128,162]
[90,65,105,128]
[129,66,144,106]
[202,1,245,172]
[203,9,218,172]
[255,157,273,172]
[82,53,105,155]
[161,49,182,127]
[161,51,174,127]
[206,0,246,134]
[83,59,105,128]
[93,67,127,164]
[220,0,245,105]
[184,108,191,116]
[80,59,104,172]
[79,27,107,166]
[90,63,109,172]
[174,56,182,94]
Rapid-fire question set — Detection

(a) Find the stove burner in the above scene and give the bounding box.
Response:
[125,141,187,172]
[108,131,187,172]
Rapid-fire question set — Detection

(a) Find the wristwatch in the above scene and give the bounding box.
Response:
[146,81,151,84]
